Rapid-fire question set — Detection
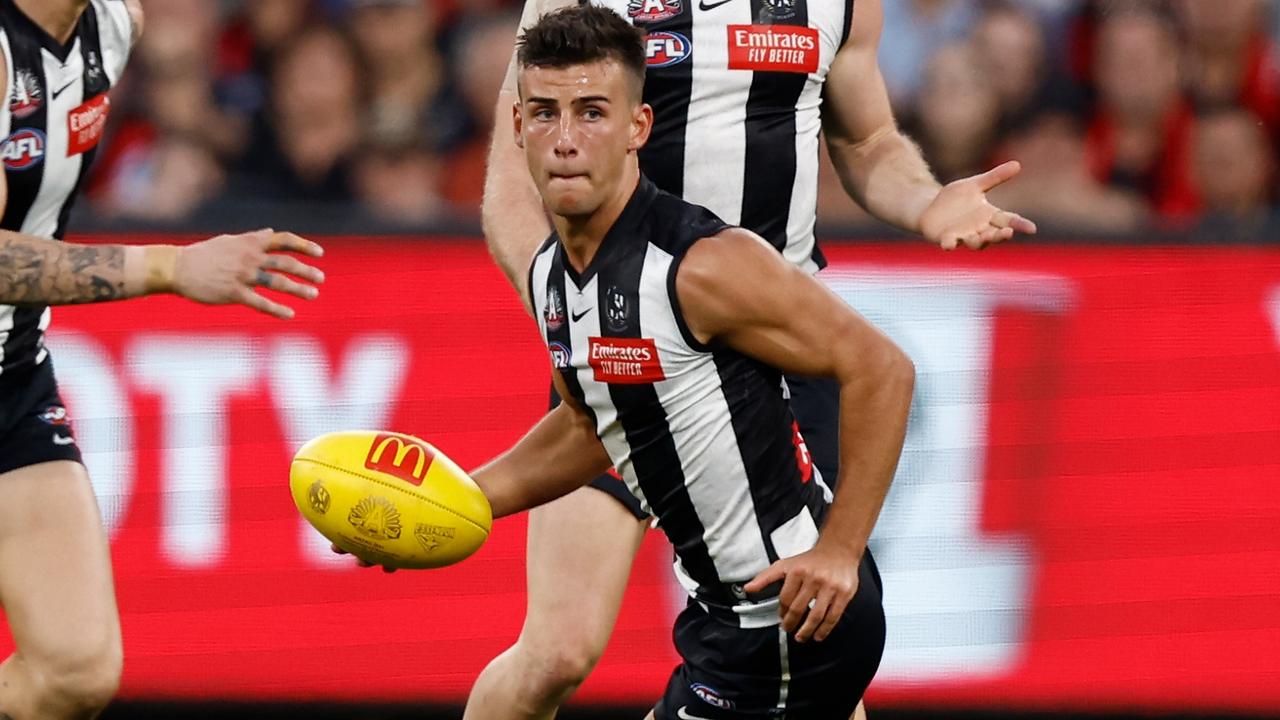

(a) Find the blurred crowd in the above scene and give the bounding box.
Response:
[80,0,1280,238]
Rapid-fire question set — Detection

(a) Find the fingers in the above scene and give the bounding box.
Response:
[793,588,832,643]
[990,210,1038,235]
[236,286,295,320]
[974,160,1021,192]
[256,270,320,300]
[262,254,326,285]
[329,543,395,572]
[265,231,324,258]
[744,560,786,593]
[778,576,812,633]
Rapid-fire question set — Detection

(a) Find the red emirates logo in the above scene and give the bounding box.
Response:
[66,93,109,156]
[727,25,819,74]
[587,337,666,384]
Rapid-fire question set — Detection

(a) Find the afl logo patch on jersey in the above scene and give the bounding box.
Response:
[9,69,43,119]
[629,0,682,22]
[646,31,692,68]
[549,341,572,370]
[2,129,46,171]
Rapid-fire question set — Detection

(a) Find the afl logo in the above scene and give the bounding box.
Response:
[645,31,691,68]
[2,129,45,171]
[549,341,572,370]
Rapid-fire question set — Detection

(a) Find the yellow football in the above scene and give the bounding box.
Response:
[289,430,492,569]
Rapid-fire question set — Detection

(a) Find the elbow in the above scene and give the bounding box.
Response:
[863,339,915,409]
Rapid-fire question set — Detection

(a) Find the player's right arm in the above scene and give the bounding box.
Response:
[481,0,578,312]
[470,369,613,518]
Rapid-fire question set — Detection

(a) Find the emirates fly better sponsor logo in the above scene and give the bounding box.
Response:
[587,337,666,384]
[727,24,819,74]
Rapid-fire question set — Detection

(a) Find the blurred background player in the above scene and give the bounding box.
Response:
[468,8,912,716]
[0,1,323,717]
[469,0,1036,718]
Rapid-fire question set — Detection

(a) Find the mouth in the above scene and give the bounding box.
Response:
[549,172,588,182]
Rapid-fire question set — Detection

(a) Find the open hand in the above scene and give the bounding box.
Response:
[744,542,859,642]
[174,229,325,319]
[919,161,1038,250]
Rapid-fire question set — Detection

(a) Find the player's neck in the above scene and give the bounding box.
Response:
[554,165,641,274]
[13,0,88,44]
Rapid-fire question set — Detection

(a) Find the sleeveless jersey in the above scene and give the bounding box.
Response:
[592,0,853,273]
[530,176,833,628]
[0,0,132,379]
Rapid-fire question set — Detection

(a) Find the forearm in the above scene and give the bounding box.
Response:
[471,403,612,518]
[0,232,177,306]
[821,345,915,555]
[480,90,551,312]
[829,128,940,235]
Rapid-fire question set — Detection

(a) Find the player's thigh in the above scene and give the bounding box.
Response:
[0,460,121,669]
[520,483,648,654]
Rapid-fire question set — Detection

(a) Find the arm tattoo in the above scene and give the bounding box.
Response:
[0,236,127,306]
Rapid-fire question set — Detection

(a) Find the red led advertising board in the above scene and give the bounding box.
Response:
[1,239,1276,713]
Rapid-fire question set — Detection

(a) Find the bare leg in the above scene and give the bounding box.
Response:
[853,700,867,720]
[463,485,648,720]
[0,461,122,720]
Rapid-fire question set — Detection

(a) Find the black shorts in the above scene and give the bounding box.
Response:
[654,549,885,719]
[0,360,83,476]
[563,373,841,522]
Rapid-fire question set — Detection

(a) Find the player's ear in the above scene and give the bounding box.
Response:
[629,102,653,152]
[512,100,525,149]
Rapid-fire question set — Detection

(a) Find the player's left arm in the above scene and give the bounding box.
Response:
[470,369,613,518]
[676,228,914,642]
[821,0,1036,249]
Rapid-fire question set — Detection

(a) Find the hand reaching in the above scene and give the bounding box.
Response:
[919,161,1038,250]
[171,229,325,319]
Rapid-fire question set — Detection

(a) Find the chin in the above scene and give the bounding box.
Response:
[547,193,598,219]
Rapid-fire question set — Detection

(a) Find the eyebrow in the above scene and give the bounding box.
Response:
[525,95,613,106]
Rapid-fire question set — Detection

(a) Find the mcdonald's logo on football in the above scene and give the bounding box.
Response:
[364,433,435,486]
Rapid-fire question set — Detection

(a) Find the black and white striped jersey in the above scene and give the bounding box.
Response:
[530,177,833,628]
[0,0,132,380]
[591,0,853,274]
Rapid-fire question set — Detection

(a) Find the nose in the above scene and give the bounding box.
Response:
[554,115,579,158]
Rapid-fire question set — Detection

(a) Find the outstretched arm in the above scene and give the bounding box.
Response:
[0,230,324,319]
[822,0,1036,248]
[471,370,613,518]
[677,228,914,642]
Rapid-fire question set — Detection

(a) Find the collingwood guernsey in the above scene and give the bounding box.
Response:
[530,176,833,628]
[591,0,853,273]
[0,0,133,378]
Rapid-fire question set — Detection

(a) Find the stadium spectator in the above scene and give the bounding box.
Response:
[441,11,521,212]
[232,24,363,202]
[971,0,1082,135]
[354,133,450,228]
[1085,3,1201,224]
[349,0,469,154]
[915,42,1000,183]
[879,0,979,113]
[1174,0,1280,141]
[989,110,1147,233]
[1192,108,1278,236]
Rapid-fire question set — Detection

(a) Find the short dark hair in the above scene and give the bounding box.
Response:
[516,5,646,93]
